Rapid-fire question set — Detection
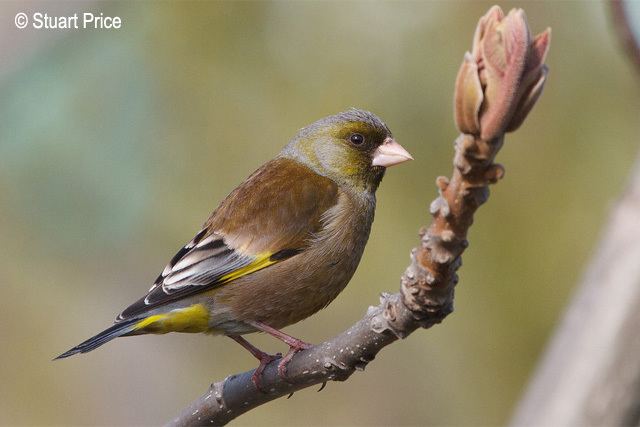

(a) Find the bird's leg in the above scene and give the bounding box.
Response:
[228,335,280,392]
[247,321,313,380]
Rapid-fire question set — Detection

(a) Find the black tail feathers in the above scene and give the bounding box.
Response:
[54,318,140,360]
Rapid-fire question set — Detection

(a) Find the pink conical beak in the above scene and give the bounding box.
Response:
[371,137,413,167]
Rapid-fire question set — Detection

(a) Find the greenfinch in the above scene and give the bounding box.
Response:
[56,108,412,386]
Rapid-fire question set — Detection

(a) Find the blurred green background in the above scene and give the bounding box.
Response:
[1,1,638,425]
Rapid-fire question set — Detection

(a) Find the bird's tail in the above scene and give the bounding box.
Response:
[54,318,140,360]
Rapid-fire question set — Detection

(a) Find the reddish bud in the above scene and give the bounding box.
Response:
[453,6,551,140]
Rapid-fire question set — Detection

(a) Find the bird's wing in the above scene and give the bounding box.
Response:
[116,158,339,321]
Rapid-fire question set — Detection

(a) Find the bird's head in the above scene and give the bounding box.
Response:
[282,109,413,192]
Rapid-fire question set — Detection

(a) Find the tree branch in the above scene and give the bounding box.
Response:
[167,6,551,426]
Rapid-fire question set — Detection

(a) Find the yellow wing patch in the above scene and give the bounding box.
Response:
[134,304,210,334]
[219,252,277,283]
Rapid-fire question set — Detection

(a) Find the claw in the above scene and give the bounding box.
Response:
[277,341,313,380]
[246,320,314,382]
[250,352,280,393]
[229,335,280,393]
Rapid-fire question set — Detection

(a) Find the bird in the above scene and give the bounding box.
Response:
[55,108,413,389]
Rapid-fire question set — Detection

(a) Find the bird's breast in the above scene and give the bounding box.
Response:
[210,189,376,332]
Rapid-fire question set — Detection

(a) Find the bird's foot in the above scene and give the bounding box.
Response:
[245,321,314,382]
[251,351,281,392]
[277,339,313,380]
[228,335,281,393]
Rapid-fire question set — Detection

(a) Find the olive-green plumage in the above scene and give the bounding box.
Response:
[56,108,412,359]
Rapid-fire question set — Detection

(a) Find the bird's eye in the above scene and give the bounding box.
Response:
[349,134,365,145]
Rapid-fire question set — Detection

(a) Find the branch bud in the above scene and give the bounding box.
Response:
[454,6,551,140]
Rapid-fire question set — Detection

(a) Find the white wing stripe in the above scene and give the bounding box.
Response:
[171,245,228,272]
[196,234,217,248]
